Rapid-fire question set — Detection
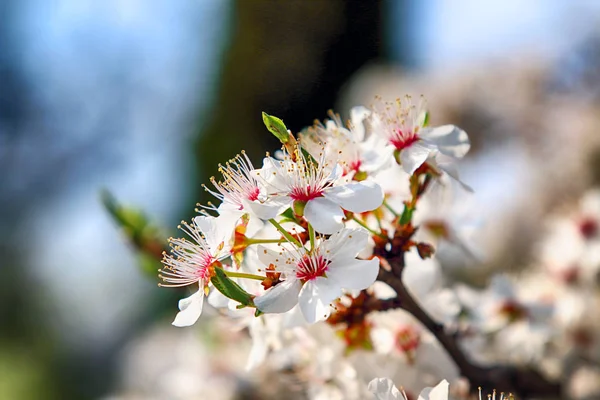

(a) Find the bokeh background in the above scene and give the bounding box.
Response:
[2,1,600,398]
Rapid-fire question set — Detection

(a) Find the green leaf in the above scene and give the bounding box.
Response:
[280,207,296,221]
[210,267,255,307]
[254,309,264,317]
[262,112,289,143]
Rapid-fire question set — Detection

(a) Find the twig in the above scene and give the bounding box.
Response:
[377,259,561,398]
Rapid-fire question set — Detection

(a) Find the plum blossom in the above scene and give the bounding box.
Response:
[254,228,380,323]
[370,96,470,175]
[159,215,233,327]
[300,106,392,178]
[368,378,449,400]
[203,152,285,232]
[257,144,384,233]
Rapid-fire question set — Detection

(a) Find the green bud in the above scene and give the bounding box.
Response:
[262,112,289,143]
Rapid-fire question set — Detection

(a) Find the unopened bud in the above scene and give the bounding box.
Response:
[416,242,435,259]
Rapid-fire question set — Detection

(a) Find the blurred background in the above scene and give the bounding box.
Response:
[2,0,600,398]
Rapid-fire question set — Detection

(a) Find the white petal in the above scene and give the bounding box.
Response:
[349,106,371,142]
[254,279,301,313]
[323,179,383,213]
[298,278,342,323]
[242,198,288,220]
[323,228,370,259]
[399,141,435,175]
[402,251,441,300]
[257,245,296,275]
[194,214,234,254]
[326,258,379,290]
[368,378,403,400]
[420,124,470,158]
[437,163,473,192]
[245,318,268,370]
[172,287,205,327]
[418,379,449,400]
[207,287,230,309]
[304,197,344,234]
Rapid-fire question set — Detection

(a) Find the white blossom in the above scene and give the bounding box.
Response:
[254,228,379,323]
[159,215,233,327]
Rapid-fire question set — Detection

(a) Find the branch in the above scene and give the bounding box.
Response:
[377,263,561,398]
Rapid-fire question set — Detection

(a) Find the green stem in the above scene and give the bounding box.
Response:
[382,199,401,217]
[269,218,302,247]
[308,223,316,251]
[351,216,386,239]
[246,238,286,245]
[223,270,266,281]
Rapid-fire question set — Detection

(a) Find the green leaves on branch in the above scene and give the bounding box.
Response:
[262,112,290,143]
[101,189,166,276]
[210,267,255,308]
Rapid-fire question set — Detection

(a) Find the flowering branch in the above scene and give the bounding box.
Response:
[376,253,561,398]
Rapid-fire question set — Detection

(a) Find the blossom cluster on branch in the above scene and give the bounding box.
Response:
[156,96,560,399]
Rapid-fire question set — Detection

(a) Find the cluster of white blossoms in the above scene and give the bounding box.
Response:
[160,95,471,327]
[158,96,544,398]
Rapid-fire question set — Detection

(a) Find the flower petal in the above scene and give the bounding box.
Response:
[257,245,296,275]
[323,179,384,213]
[349,106,371,142]
[242,198,287,220]
[418,379,449,400]
[304,197,344,234]
[326,258,380,290]
[420,124,470,159]
[172,287,204,327]
[298,278,342,323]
[399,141,435,175]
[322,228,370,260]
[194,214,234,254]
[402,251,441,300]
[368,378,403,400]
[254,279,301,313]
[437,162,473,193]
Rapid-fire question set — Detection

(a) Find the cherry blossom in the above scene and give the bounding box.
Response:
[254,228,379,323]
[370,96,470,175]
[159,215,233,327]
[257,144,384,233]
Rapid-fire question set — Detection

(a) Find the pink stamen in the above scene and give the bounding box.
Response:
[390,130,419,150]
[289,185,324,202]
[296,254,329,281]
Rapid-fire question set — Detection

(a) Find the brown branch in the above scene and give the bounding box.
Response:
[377,261,561,398]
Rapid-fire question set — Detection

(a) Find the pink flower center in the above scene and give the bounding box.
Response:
[390,130,419,150]
[247,187,261,202]
[289,185,324,203]
[193,253,215,280]
[296,254,329,281]
[344,159,362,176]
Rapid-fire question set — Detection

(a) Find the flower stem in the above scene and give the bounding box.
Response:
[382,199,400,217]
[269,218,302,247]
[222,270,266,281]
[351,216,387,239]
[246,238,286,245]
